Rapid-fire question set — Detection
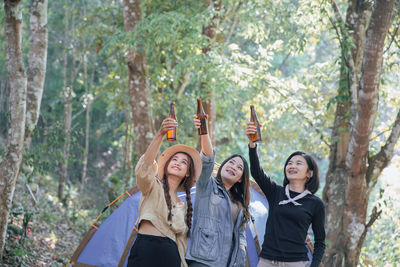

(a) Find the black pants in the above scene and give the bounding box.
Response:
[127,233,181,267]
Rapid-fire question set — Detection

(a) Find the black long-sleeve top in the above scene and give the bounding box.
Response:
[249,145,326,267]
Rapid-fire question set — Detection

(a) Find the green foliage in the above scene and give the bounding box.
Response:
[360,175,400,265]
[2,0,400,265]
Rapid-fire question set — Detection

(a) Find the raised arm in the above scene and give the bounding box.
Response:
[135,118,177,194]
[193,115,213,156]
[142,118,178,163]
[245,122,277,200]
[193,115,215,191]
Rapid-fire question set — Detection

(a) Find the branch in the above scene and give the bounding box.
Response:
[360,206,382,242]
[25,183,38,205]
[224,1,242,44]
[328,0,356,81]
[330,0,346,28]
[370,128,392,141]
[177,71,191,96]
[367,108,400,190]
[383,24,399,54]
[393,35,400,50]
[366,206,382,228]
[71,93,100,128]
[278,52,291,72]
[328,15,347,67]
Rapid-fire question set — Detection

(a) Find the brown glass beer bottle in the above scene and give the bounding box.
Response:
[250,105,262,142]
[166,102,177,141]
[197,98,208,135]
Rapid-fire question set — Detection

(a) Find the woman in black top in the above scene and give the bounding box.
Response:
[246,123,325,267]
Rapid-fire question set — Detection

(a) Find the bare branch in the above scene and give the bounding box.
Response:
[360,206,382,244]
[330,0,346,28]
[366,206,382,228]
[177,71,191,96]
[224,1,242,44]
[383,24,399,54]
[25,183,38,205]
[367,108,400,190]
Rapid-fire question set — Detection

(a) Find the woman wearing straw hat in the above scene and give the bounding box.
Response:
[185,115,250,267]
[127,118,202,267]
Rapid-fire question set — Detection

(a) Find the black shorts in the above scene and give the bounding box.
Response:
[127,233,181,267]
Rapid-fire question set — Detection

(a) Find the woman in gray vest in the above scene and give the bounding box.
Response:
[185,115,250,267]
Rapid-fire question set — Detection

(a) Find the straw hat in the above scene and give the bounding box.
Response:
[157,144,202,191]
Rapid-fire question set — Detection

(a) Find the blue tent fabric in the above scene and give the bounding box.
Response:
[77,191,142,267]
[245,225,258,266]
[248,186,269,246]
[73,184,270,267]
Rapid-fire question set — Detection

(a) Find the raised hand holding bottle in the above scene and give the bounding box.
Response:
[166,102,177,141]
[196,98,208,135]
[250,105,262,142]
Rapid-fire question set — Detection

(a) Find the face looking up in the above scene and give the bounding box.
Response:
[167,153,190,179]
[220,156,244,186]
[285,155,313,182]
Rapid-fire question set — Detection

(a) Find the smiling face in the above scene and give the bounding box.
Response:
[166,153,189,179]
[220,156,244,188]
[285,155,312,183]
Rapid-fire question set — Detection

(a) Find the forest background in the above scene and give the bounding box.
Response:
[0,0,399,266]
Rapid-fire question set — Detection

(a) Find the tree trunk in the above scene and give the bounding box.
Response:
[80,54,92,193]
[122,102,134,186]
[0,1,27,258]
[0,0,47,258]
[201,0,220,147]
[322,1,398,266]
[25,0,48,148]
[59,1,75,200]
[122,0,155,157]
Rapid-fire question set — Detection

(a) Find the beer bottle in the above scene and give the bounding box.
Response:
[250,105,262,142]
[197,98,208,135]
[166,102,177,141]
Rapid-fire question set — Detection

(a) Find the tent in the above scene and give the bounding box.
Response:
[67,181,269,267]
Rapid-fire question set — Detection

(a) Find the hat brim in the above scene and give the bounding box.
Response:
[157,144,202,192]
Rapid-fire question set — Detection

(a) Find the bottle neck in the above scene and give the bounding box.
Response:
[170,105,175,118]
[251,112,256,122]
[197,101,204,115]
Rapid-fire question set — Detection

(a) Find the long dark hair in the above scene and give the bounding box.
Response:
[283,151,320,194]
[216,154,250,226]
[162,152,195,237]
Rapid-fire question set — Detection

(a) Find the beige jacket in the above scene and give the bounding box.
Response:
[135,155,188,267]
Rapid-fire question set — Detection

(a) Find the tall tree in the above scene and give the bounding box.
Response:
[80,53,93,193]
[322,0,400,265]
[58,2,73,200]
[201,0,220,146]
[122,0,155,157]
[59,1,81,200]
[0,0,48,258]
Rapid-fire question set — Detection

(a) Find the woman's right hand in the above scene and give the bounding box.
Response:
[193,115,201,129]
[193,115,213,155]
[158,118,178,136]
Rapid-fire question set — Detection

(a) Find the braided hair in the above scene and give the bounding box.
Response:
[162,152,195,237]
